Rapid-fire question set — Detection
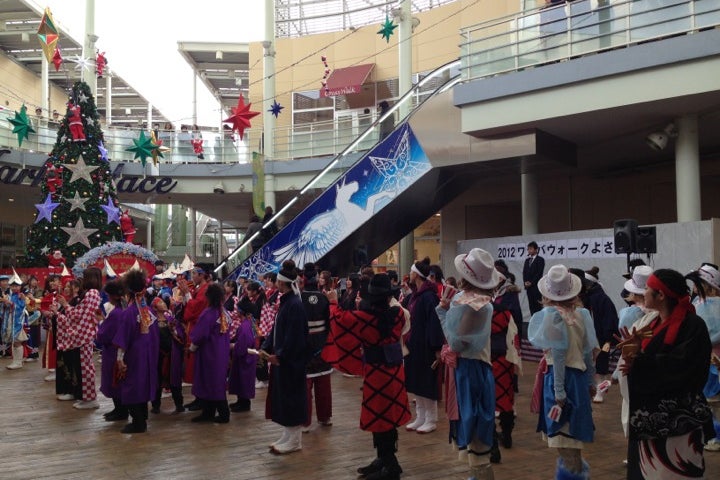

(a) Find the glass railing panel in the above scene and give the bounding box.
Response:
[460,0,719,84]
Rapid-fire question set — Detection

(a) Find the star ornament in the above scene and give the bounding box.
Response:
[268,100,284,118]
[52,46,63,72]
[66,191,89,212]
[37,8,59,63]
[150,130,170,165]
[100,197,121,224]
[98,140,109,162]
[70,55,94,73]
[61,217,98,249]
[378,16,397,43]
[34,193,60,223]
[223,96,260,141]
[8,104,36,147]
[66,155,99,184]
[126,130,155,166]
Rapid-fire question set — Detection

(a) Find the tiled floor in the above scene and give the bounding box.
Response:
[1,357,718,479]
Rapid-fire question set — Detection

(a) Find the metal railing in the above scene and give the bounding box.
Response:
[1,91,440,164]
[459,0,720,83]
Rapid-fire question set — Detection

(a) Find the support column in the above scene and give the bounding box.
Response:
[171,205,188,247]
[675,114,701,222]
[521,157,539,235]
[41,57,49,115]
[265,174,276,214]
[192,74,198,126]
[399,235,414,278]
[105,75,112,125]
[398,0,412,119]
[217,220,224,266]
[146,218,152,250]
[263,0,276,159]
[396,0,414,275]
[189,207,197,259]
[83,0,97,93]
[153,204,169,253]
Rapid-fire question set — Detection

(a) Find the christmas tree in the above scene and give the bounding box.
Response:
[24,81,123,267]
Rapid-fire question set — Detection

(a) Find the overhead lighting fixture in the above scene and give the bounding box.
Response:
[213,181,225,194]
[215,50,223,60]
[646,123,678,151]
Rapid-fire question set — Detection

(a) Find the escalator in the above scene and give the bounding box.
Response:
[217,60,460,280]
[219,58,575,280]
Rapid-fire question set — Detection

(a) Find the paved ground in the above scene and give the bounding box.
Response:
[1,357,718,479]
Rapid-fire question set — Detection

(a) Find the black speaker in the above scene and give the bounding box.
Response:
[636,226,657,254]
[613,219,638,254]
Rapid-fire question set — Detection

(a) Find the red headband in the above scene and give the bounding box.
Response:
[646,274,681,300]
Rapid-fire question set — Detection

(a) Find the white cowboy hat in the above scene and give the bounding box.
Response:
[454,248,500,290]
[624,265,653,295]
[538,265,582,302]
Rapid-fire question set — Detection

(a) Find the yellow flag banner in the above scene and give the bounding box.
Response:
[252,151,265,219]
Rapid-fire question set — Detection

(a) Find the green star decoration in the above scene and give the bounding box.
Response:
[126,130,155,166]
[377,16,397,43]
[7,104,36,147]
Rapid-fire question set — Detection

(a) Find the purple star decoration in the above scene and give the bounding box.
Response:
[34,193,60,223]
[101,197,121,224]
[269,100,284,118]
[98,140,109,162]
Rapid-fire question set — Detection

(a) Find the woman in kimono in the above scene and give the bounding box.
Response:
[97,280,127,421]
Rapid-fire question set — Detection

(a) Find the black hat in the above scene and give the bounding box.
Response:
[366,273,399,297]
[622,258,647,279]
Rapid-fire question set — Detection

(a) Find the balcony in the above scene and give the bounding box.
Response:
[459,0,720,83]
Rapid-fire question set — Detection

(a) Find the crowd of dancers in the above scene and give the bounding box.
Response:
[1,249,719,480]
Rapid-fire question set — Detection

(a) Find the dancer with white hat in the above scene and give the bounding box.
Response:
[436,248,502,480]
[686,263,720,452]
[2,269,28,370]
[528,264,599,480]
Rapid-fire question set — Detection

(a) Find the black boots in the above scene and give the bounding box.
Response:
[498,412,515,449]
[490,431,501,464]
[230,398,251,412]
[215,400,230,423]
[104,398,128,422]
[122,403,148,433]
[358,430,402,480]
[191,399,215,423]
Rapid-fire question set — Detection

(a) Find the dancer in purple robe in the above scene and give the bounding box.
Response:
[189,282,231,423]
[228,309,258,412]
[113,270,160,434]
[97,280,127,421]
[150,297,186,413]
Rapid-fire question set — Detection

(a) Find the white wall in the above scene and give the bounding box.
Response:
[456,219,719,322]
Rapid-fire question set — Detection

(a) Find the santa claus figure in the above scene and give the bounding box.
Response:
[67,102,86,142]
[120,210,136,244]
[191,138,204,160]
[96,51,107,78]
[47,250,66,270]
[45,164,63,197]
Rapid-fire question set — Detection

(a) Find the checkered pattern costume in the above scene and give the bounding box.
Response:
[258,289,280,337]
[328,304,410,432]
[57,289,101,401]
